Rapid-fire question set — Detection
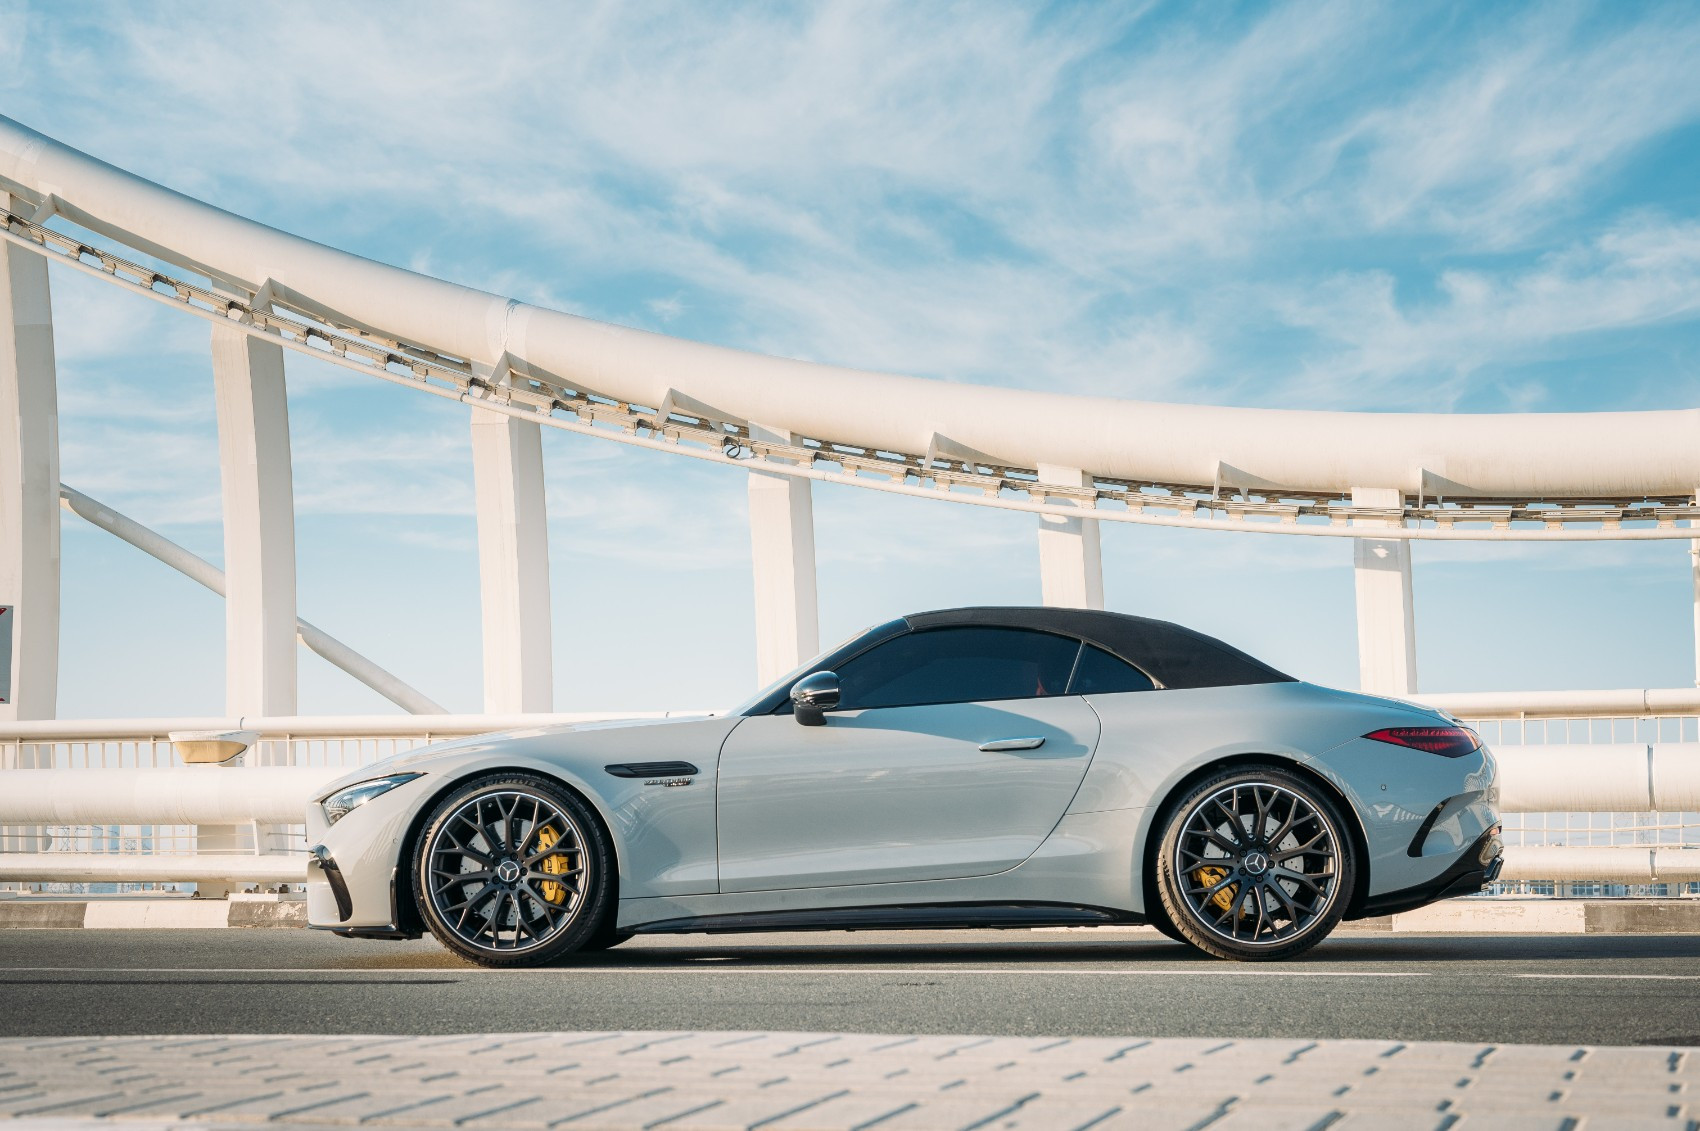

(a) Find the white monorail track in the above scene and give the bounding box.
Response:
[3,116,1699,542]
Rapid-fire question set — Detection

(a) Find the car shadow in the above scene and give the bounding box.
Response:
[547,929,1700,970]
[302,927,1700,971]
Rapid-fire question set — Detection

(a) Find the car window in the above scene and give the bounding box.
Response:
[1067,644,1156,694]
[836,627,1082,710]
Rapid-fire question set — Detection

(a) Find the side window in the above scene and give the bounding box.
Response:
[837,627,1082,710]
[1067,644,1156,695]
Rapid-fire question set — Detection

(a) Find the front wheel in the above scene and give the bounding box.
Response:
[413,775,613,967]
[1154,767,1355,961]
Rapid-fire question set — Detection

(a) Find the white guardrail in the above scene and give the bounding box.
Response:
[1,697,1698,889]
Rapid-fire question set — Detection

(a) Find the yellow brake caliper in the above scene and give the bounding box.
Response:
[1193,864,1239,914]
[535,825,569,905]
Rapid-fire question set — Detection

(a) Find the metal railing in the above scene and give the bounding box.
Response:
[2,699,1698,896]
[1416,691,1700,895]
[0,712,694,893]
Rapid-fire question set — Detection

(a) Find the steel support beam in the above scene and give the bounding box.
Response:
[1352,486,1417,695]
[58,484,445,714]
[0,193,59,722]
[1036,464,1104,610]
[747,423,819,686]
[470,408,553,713]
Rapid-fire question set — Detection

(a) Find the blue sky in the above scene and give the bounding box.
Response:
[4,1,1700,717]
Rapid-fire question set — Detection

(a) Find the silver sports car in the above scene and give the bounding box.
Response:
[305,607,1502,964]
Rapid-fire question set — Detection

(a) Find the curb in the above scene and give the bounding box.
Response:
[0,894,306,929]
[1337,898,1700,934]
[0,897,1697,932]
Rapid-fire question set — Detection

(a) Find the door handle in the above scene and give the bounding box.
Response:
[978,736,1046,752]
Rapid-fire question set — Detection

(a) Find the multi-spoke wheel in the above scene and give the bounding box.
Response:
[1154,767,1355,961]
[413,775,613,967]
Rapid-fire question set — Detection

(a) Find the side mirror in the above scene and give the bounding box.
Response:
[789,670,841,727]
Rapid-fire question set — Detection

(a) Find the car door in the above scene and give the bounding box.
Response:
[716,626,1102,892]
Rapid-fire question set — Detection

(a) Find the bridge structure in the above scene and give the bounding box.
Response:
[0,114,1697,893]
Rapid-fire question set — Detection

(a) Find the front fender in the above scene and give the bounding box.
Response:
[306,717,737,930]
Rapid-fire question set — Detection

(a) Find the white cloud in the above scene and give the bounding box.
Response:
[1338,7,1700,242]
[14,2,1700,704]
[1271,214,1700,408]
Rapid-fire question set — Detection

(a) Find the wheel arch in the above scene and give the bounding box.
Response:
[1139,752,1372,924]
[395,766,622,937]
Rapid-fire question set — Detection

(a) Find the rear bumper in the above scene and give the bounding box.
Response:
[1353,826,1505,919]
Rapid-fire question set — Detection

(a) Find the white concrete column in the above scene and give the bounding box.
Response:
[0,196,60,722]
[1352,486,1417,695]
[471,408,553,713]
[1036,464,1104,610]
[211,324,298,717]
[1691,490,1700,688]
[747,423,819,686]
[207,323,299,876]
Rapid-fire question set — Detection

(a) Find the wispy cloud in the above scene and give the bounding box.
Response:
[1272,213,1700,408]
[1337,6,1700,242]
[11,1,1700,707]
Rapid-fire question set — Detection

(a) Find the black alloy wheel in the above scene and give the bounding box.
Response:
[1154,766,1355,961]
[413,775,613,966]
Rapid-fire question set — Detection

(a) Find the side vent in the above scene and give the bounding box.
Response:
[604,761,700,779]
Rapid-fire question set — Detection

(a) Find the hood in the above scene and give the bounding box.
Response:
[314,713,718,797]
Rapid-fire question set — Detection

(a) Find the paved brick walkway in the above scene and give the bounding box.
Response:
[0,1031,1692,1129]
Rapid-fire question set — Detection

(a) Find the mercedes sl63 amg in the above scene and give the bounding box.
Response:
[305,607,1502,964]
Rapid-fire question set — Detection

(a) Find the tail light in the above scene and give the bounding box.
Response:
[1363,725,1482,758]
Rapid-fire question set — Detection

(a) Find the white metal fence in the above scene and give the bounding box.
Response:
[3,699,1699,897]
[0,713,674,894]
[1462,714,1700,853]
[1425,695,1700,896]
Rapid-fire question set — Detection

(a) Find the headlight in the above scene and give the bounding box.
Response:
[319,773,422,825]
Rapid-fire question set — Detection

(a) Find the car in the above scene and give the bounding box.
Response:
[304,606,1502,965]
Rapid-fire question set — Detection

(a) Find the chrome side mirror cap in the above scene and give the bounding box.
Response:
[789,670,841,727]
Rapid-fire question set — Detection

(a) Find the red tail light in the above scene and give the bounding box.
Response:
[1364,726,1482,758]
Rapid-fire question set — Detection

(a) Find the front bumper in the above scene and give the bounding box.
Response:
[1357,826,1505,918]
[307,844,422,939]
[304,774,430,934]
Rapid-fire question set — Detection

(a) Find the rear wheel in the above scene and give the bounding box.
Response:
[1154,767,1354,961]
[413,775,613,967]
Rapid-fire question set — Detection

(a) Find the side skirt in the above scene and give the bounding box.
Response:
[631,901,1144,935]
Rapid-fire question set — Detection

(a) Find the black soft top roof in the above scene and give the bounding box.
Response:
[904,606,1294,690]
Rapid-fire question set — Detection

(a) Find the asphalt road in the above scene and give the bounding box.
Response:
[4,928,1699,1047]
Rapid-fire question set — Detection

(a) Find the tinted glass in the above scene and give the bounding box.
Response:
[1067,644,1156,694]
[837,627,1082,710]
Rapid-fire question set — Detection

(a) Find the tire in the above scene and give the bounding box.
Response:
[1154,766,1355,962]
[413,774,613,967]
[1142,899,1194,948]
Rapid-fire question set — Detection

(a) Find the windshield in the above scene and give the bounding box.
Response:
[729,618,907,716]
